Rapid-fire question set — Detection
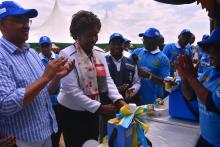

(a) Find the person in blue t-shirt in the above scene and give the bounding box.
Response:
[163,29,193,76]
[39,36,59,105]
[38,36,61,147]
[197,34,211,75]
[130,27,170,104]
[176,27,220,146]
[196,35,209,60]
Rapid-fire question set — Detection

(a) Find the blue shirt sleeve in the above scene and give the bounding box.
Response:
[129,48,142,63]
[186,46,194,59]
[129,48,139,60]
[0,55,25,117]
[160,54,170,78]
[210,86,220,111]
[163,44,171,60]
[199,69,220,113]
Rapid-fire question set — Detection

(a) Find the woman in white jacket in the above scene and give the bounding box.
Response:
[57,10,126,147]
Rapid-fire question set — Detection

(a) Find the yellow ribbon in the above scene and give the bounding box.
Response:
[108,104,152,147]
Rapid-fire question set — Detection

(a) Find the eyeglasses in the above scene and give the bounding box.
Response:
[3,17,32,26]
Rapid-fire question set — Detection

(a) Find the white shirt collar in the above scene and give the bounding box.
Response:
[106,50,131,58]
[150,48,160,54]
[110,55,123,63]
[175,42,182,48]
[39,51,56,60]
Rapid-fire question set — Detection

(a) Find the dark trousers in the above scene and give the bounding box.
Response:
[99,95,115,143]
[51,105,62,147]
[58,104,99,147]
[99,114,114,143]
[195,136,214,147]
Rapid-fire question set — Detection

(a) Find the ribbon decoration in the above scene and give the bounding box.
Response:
[108,104,154,147]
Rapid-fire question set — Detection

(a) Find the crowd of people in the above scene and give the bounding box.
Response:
[0,1,219,147]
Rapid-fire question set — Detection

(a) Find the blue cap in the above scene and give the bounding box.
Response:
[109,33,124,42]
[0,1,38,20]
[123,38,131,43]
[179,29,192,36]
[202,34,210,41]
[198,27,220,48]
[39,36,52,45]
[139,27,161,39]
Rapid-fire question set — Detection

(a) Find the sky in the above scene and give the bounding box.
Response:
[0,0,210,44]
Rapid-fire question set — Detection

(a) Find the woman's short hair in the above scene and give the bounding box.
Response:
[70,10,101,40]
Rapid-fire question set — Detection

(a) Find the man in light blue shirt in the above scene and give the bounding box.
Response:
[39,36,59,106]
[38,36,62,147]
[163,29,193,76]
[130,28,170,104]
[0,1,72,147]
